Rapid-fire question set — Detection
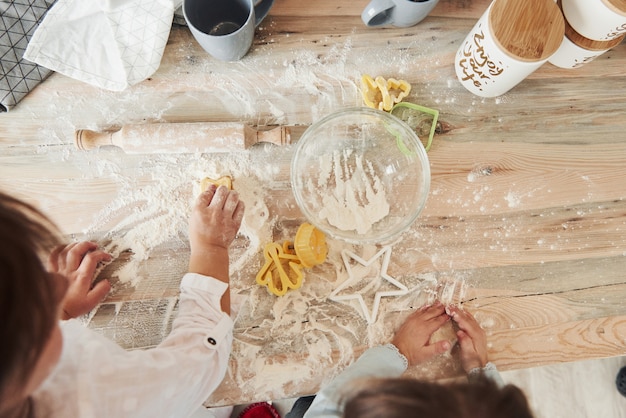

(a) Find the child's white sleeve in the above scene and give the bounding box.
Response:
[36,272,234,418]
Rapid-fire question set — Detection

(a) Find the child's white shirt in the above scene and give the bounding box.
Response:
[32,273,233,418]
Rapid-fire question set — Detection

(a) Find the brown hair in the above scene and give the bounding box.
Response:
[343,376,534,418]
[0,192,63,404]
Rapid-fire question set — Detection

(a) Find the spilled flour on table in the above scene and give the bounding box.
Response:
[211,238,472,403]
[83,151,277,288]
[76,141,469,405]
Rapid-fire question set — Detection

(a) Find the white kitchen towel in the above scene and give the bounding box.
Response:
[24,0,180,91]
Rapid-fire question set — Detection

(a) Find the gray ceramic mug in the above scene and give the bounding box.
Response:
[183,0,273,61]
[362,0,439,28]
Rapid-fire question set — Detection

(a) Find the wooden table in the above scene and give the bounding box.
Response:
[2,0,626,407]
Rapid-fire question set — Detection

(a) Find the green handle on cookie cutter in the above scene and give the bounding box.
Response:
[389,102,439,153]
[384,122,415,157]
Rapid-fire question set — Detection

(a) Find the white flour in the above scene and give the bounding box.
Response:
[83,151,278,287]
[317,150,390,234]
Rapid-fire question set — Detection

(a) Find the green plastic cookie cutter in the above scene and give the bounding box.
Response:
[384,122,415,157]
[390,102,439,152]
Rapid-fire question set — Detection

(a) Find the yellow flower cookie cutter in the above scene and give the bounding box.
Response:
[361,74,411,112]
[256,223,328,296]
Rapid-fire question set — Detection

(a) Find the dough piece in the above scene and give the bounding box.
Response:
[200,176,232,191]
[429,319,458,352]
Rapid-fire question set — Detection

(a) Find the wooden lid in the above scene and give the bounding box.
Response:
[489,0,565,62]
[602,0,626,16]
[560,0,626,50]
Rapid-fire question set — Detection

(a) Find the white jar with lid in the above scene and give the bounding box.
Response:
[562,0,626,41]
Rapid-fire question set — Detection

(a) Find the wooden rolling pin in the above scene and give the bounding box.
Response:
[75,122,291,154]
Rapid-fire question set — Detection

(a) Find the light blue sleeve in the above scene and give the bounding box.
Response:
[467,362,505,387]
[303,344,408,418]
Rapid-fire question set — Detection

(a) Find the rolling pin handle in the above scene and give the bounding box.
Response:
[74,129,114,151]
[247,126,292,147]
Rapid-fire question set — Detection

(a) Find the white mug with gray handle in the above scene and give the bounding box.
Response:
[183,0,273,61]
[361,0,439,28]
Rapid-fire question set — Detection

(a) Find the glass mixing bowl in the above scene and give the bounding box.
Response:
[290,107,431,244]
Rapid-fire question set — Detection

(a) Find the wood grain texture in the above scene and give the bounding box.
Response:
[1,0,626,407]
[490,0,564,61]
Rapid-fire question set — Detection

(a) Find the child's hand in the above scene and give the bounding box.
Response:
[391,303,452,366]
[189,185,245,253]
[449,306,489,373]
[48,241,112,320]
[188,185,245,315]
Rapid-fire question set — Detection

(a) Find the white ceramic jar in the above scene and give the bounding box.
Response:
[455,0,564,97]
[561,0,626,41]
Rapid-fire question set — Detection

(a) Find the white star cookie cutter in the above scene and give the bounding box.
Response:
[329,246,408,324]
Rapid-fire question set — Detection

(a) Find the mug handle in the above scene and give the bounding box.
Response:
[254,0,274,27]
[361,0,395,27]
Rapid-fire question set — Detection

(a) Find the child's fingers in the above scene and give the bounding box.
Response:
[424,311,451,335]
[66,241,98,271]
[416,302,441,315]
[197,184,218,207]
[420,339,452,361]
[208,186,229,210]
[450,308,469,328]
[53,242,78,272]
[456,329,476,353]
[400,305,449,340]
[451,308,480,333]
[76,250,112,280]
[223,190,241,215]
[465,320,485,341]
[420,302,446,321]
[87,279,111,306]
[48,244,66,271]
[63,278,111,319]
[453,311,487,357]
[233,200,245,224]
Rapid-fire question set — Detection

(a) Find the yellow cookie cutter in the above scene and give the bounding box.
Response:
[256,242,304,296]
[361,74,382,110]
[361,74,411,112]
[294,223,328,268]
[256,223,328,296]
